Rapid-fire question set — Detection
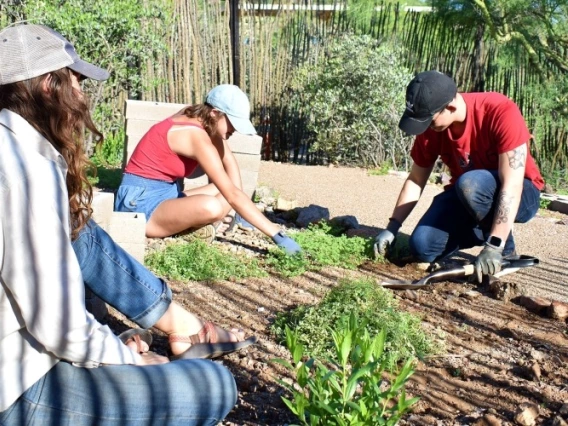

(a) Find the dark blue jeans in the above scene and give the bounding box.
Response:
[409,169,541,263]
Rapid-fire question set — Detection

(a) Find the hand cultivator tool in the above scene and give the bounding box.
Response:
[378,255,539,290]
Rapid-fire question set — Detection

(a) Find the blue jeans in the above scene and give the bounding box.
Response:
[410,170,541,262]
[73,220,171,328]
[0,360,237,425]
[0,220,237,425]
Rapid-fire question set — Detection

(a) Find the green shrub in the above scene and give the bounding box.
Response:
[145,240,267,282]
[272,278,439,369]
[273,313,419,425]
[289,33,413,169]
[91,129,126,168]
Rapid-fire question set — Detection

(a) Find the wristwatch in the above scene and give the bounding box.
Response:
[487,235,504,249]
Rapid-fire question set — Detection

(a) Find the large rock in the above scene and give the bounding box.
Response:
[295,204,330,228]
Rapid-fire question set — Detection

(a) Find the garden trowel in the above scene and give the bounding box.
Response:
[378,255,539,290]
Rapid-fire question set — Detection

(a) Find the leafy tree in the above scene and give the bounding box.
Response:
[1,0,172,154]
[432,0,568,74]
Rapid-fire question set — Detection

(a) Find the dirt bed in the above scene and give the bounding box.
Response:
[107,162,568,425]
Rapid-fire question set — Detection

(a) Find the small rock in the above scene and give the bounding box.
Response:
[275,197,298,212]
[529,349,546,361]
[329,215,359,231]
[548,301,568,321]
[514,403,539,426]
[295,204,330,228]
[553,416,568,426]
[402,289,420,301]
[473,413,502,426]
[517,295,551,314]
[463,290,482,299]
[488,280,526,302]
[529,361,541,381]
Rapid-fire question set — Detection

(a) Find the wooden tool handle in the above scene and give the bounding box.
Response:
[463,264,475,276]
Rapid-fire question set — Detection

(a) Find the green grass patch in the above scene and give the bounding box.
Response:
[265,222,375,277]
[367,162,392,176]
[145,240,268,281]
[271,278,440,368]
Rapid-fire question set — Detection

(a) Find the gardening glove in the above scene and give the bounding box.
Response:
[272,231,302,255]
[373,218,402,259]
[474,242,504,283]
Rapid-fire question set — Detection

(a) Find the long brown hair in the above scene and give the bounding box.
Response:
[180,103,224,136]
[0,68,101,239]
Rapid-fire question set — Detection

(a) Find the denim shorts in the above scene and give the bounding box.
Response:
[115,174,185,221]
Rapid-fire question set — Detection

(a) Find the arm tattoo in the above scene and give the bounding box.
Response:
[495,191,514,224]
[507,147,526,170]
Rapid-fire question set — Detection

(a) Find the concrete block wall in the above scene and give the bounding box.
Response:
[124,100,263,197]
[92,192,146,264]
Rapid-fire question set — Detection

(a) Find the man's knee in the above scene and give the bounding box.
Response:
[409,230,439,263]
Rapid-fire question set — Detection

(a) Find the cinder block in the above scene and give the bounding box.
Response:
[107,212,146,264]
[241,170,260,197]
[91,192,115,230]
[227,133,263,155]
[232,153,262,172]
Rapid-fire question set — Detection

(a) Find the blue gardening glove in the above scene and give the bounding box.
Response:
[474,242,504,283]
[272,231,302,255]
[373,218,402,259]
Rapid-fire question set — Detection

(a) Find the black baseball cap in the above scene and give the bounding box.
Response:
[398,71,457,135]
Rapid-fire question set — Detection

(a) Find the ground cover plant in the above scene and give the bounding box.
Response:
[145,222,376,282]
[265,222,375,277]
[271,279,439,370]
[145,240,267,282]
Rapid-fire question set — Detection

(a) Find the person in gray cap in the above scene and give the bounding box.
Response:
[115,83,302,254]
[0,23,250,425]
[374,70,543,281]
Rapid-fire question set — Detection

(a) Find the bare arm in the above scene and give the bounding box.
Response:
[490,144,527,241]
[169,129,279,237]
[390,163,434,224]
[212,136,243,190]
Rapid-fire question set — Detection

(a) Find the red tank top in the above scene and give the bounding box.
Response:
[125,118,201,182]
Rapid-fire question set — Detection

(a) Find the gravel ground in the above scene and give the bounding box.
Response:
[258,161,568,303]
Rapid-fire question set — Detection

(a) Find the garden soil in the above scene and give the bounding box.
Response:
[107,162,568,425]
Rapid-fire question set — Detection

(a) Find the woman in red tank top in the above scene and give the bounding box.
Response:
[116,84,301,255]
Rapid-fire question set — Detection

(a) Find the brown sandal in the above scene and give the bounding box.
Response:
[118,329,153,354]
[169,321,257,360]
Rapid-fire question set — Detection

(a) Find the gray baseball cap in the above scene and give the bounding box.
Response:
[0,23,109,85]
[206,84,256,135]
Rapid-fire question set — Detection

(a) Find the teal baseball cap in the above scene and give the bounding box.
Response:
[206,84,256,135]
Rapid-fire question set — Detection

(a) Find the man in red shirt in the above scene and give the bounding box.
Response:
[374,70,543,281]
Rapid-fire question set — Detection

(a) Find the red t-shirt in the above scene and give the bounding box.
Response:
[125,118,201,182]
[411,92,544,190]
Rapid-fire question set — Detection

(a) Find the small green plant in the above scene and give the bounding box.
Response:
[265,222,374,277]
[272,279,439,368]
[273,314,419,425]
[145,240,267,281]
[91,130,126,168]
[539,197,552,210]
[368,162,392,176]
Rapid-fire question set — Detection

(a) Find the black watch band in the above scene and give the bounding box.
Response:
[487,235,504,249]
